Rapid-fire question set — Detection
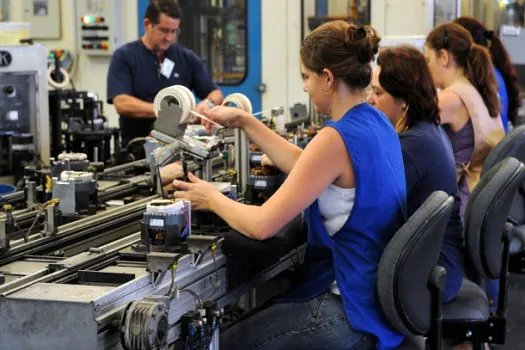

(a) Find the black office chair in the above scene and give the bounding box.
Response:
[441,157,525,349]
[482,125,525,272]
[377,191,454,350]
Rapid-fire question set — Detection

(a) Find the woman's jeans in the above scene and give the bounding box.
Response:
[220,292,376,350]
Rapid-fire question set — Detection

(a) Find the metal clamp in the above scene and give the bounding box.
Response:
[146,252,179,286]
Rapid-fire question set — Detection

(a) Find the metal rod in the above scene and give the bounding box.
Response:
[497,222,513,316]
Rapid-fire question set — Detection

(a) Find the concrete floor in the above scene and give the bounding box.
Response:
[503,273,525,348]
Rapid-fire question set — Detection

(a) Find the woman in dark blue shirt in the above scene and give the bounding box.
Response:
[368,45,464,302]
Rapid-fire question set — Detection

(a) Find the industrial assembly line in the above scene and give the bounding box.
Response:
[0,43,310,349]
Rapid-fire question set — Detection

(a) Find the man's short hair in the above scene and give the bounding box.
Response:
[145,0,181,23]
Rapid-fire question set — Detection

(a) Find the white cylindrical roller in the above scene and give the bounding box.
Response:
[153,85,196,124]
[222,93,253,114]
[146,199,185,215]
[60,171,93,182]
[57,152,88,161]
[47,67,71,89]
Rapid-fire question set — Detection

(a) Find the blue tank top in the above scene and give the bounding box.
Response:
[279,104,407,349]
[494,67,509,133]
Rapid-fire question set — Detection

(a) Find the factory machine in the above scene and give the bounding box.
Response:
[0,86,307,350]
[0,44,50,185]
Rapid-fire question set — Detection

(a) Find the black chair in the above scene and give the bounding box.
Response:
[377,191,454,350]
[482,125,525,272]
[441,157,525,349]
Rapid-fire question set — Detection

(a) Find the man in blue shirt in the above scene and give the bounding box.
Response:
[107,0,223,147]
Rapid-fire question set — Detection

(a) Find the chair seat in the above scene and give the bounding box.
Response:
[443,279,490,321]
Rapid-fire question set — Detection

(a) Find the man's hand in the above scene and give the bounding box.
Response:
[195,99,215,115]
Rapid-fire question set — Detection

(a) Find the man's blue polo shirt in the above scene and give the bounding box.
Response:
[107,40,218,145]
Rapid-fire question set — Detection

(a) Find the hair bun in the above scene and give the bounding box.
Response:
[344,25,380,64]
[355,27,367,40]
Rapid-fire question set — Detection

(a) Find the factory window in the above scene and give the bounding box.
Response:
[305,0,371,33]
[178,0,247,85]
[434,0,458,26]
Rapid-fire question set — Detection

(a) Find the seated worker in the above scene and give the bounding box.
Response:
[425,23,504,219]
[455,17,522,133]
[172,21,407,349]
[106,0,223,148]
[453,17,522,315]
[368,45,464,302]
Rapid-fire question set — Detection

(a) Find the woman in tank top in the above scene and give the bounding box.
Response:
[424,22,504,219]
[172,21,407,349]
[368,45,464,303]
[455,16,522,133]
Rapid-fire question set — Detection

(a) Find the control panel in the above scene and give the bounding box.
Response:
[75,0,123,56]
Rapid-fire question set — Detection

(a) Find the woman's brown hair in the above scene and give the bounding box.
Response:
[300,20,381,90]
[426,23,500,119]
[454,16,522,126]
[377,45,440,127]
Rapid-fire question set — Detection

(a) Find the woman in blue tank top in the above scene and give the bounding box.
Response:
[173,21,407,349]
[368,45,464,303]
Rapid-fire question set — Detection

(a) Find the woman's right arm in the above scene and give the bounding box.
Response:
[205,107,303,174]
[438,91,469,129]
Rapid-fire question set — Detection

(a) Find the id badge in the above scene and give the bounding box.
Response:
[160,58,175,79]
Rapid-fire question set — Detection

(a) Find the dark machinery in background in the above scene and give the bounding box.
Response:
[178,0,246,85]
[0,133,36,186]
[48,89,120,166]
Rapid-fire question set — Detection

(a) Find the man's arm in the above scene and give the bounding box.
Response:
[189,50,223,111]
[195,89,224,114]
[113,94,155,118]
[107,47,155,118]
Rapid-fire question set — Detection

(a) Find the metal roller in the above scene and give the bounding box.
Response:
[153,85,196,124]
[222,93,253,114]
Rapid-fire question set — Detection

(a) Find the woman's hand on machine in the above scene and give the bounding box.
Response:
[203,106,246,133]
[172,173,220,211]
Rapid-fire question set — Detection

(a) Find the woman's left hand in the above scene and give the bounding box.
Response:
[172,173,219,211]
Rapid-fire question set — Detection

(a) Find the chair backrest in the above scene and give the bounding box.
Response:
[465,157,525,279]
[377,191,454,336]
[482,126,525,226]
[482,125,525,174]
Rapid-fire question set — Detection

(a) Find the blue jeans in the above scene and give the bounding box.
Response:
[485,278,499,313]
[220,292,376,349]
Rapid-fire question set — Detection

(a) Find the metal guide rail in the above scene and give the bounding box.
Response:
[0,195,158,268]
[0,227,306,350]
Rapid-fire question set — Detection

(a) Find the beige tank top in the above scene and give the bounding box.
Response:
[445,79,504,192]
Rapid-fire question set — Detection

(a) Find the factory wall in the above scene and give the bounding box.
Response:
[7,0,436,125]
[9,0,139,129]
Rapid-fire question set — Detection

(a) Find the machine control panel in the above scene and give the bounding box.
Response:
[75,0,123,56]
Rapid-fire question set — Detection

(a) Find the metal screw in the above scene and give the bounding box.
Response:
[489,322,494,327]
[488,336,493,341]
